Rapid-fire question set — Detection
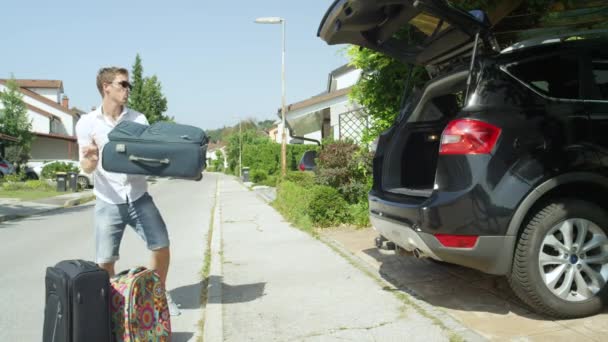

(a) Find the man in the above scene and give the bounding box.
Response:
[75,67,180,316]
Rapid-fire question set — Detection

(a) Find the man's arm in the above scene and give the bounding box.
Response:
[75,118,98,174]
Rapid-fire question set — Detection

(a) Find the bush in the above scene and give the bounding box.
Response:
[348,201,370,228]
[316,141,373,204]
[251,170,268,183]
[273,181,314,231]
[282,171,315,188]
[41,162,79,180]
[307,185,350,228]
[258,175,278,187]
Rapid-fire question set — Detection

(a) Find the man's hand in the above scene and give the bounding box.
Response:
[80,139,99,173]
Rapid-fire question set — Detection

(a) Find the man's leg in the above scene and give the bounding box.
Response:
[150,247,170,287]
[95,200,127,275]
[129,193,179,315]
[98,262,116,278]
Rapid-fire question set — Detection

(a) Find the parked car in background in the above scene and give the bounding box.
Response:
[25,160,94,189]
[0,157,15,178]
[318,0,608,318]
[298,150,317,171]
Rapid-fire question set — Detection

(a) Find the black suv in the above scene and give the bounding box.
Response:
[318,0,608,318]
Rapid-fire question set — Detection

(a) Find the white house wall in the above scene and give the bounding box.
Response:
[27,87,60,103]
[29,109,51,133]
[303,130,322,144]
[335,69,361,90]
[0,83,74,136]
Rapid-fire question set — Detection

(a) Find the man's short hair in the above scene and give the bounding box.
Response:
[96,67,129,97]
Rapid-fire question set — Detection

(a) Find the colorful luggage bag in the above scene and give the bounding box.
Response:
[110,266,171,342]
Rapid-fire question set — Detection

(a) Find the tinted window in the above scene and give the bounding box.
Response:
[508,54,580,99]
[591,54,608,100]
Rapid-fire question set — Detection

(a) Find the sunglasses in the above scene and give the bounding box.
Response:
[112,80,133,90]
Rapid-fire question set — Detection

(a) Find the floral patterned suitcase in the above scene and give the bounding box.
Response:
[110,266,171,342]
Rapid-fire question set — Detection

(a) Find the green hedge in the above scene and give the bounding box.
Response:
[41,162,79,180]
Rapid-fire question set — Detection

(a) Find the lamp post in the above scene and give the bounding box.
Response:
[255,16,287,177]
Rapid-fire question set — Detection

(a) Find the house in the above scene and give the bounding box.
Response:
[267,119,291,144]
[0,79,80,161]
[279,64,366,144]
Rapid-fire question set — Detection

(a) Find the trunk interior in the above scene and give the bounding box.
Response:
[381,70,468,198]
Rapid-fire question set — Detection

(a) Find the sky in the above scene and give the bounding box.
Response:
[0,0,349,131]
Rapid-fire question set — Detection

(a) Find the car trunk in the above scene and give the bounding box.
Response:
[379,70,468,198]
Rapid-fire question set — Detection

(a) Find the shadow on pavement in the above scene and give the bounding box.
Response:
[361,246,551,318]
[206,276,266,304]
[170,281,203,309]
[171,331,194,342]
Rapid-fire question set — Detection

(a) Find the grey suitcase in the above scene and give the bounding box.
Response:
[101,120,208,180]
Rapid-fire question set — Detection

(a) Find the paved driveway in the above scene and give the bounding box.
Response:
[323,227,608,341]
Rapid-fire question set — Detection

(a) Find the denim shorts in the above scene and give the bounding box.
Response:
[94,193,169,263]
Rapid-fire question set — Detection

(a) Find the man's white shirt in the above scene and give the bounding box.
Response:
[75,106,148,204]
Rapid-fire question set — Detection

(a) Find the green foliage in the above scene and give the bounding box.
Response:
[348,201,370,228]
[41,162,79,180]
[0,77,34,164]
[211,150,225,172]
[307,185,350,228]
[258,175,278,187]
[282,170,315,188]
[2,171,26,182]
[251,169,267,183]
[2,179,53,191]
[316,141,373,204]
[128,55,171,124]
[129,54,145,111]
[273,181,314,232]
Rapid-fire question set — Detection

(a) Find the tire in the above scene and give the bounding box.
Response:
[509,198,608,318]
[77,176,90,189]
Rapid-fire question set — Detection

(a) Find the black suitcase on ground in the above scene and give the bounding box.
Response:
[101,120,208,180]
[42,260,111,342]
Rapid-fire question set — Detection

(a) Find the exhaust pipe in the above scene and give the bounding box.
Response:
[413,248,425,259]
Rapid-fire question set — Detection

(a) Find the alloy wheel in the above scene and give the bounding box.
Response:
[539,218,608,302]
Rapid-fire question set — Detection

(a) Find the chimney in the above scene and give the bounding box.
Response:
[61,95,69,109]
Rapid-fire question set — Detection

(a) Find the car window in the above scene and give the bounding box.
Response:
[591,52,608,101]
[507,54,581,99]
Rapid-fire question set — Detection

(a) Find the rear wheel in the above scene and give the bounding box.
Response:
[509,199,608,318]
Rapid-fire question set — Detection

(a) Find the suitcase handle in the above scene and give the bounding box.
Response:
[128,155,170,165]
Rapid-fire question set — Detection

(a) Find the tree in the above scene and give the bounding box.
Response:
[129,54,145,111]
[128,55,172,124]
[0,78,34,165]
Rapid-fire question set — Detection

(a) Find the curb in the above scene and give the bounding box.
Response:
[203,179,223,342]
[0,193,95,224]
[63,194,96,207]
[318,235,488,342]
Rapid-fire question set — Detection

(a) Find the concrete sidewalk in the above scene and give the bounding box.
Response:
[0,190,95,223]
[204,175,483,341]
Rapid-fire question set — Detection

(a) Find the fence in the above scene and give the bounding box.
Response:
[338,108,369,144]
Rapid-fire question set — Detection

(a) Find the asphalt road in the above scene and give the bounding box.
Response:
[0,173,217,341]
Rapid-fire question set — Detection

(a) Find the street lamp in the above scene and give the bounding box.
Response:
[255,16,287,177]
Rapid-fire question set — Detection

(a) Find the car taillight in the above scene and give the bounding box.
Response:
[298,163,305,171]
[439,119,501,155]
[434,234,478,248]
[0,163,8,168]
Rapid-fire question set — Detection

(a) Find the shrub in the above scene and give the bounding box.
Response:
[273,181,314,232]
[307,185,350,228]
[316,141,373,204]
[348,201,370,228]
[1,179,53,191]
[259,175,278,187]
[282,171,315,188]
[251,169,268,183]
[41,162,79,180]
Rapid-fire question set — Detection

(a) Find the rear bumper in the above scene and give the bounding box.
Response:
[370,214,515,275]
